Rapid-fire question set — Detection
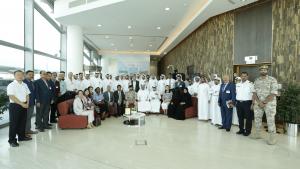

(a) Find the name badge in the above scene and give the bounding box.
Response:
[226,90,230,94]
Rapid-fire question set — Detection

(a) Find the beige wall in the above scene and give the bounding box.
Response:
[159,0,300,84]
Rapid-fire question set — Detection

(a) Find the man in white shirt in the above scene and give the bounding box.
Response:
[7,70,32,147]
[236,72,254,136]
[76,73,85,91]
[148,75,158,91]
[83,74,92,90]
[166,74,176,90]
[65,72,77,92]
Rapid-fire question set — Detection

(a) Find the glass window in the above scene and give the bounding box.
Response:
[84,46,90,57]
[34,54,60,73]
[34,9,61,56]
[0,45,24,125]
[84,56,90,66]
[34,0,60,26]
[0,0,24,46]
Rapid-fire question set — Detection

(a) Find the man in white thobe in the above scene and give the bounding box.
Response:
[149,86,161,113]
[189,76,200,96]
[157,74,166,95]
[139,75,147,90]
[210,77,222,125]
[122,75,130,93]
[91,72,103,90]
[83,74,92,89]
[197,76,210,120]
[102,74,111,92]
[137,84,151,113]
[148,75,158,91]
[113,76,123,91]
[166,74,176,90]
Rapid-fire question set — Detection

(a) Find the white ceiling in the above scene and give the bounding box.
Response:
[54,0,257,56]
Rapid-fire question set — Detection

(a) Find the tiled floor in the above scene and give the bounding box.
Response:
[0,116,299,169]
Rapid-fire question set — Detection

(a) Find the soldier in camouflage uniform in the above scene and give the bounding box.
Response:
[125,85,137,109]
[251,64,278,145]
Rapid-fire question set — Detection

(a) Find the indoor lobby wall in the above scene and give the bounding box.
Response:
[159,12,234,78]
[159,0,300,83]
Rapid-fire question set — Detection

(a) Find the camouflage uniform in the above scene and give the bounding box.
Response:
[125,90,137,108]
[253,75,278,134]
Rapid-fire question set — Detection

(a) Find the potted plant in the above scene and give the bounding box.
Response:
[277,83,300,137]
[0,89,9,120]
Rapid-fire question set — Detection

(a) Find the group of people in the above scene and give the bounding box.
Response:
[6,64,278,147]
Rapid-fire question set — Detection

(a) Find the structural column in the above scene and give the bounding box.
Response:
[24,0,34,71]
[66,25,83,74]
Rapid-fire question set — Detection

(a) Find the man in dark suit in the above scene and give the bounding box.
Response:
[48,72,59,123]
[131,76,140,92]
[218,75,236,132]
[34,71,53,132]
[113,85,125,117]
[103,85,114,117]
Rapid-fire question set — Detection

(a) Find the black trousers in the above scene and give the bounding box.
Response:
[8,103,27,143]
[116,103,124,116]
[50,102,57,122]
[236,100,253,133]
[36,103,50,129]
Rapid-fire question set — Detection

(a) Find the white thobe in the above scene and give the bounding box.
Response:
[137,89,151,112]
[112,80,123,91]
[197,83,210,120]
[83,79,92,89]
[91,77,103,89]
[157,79,166,95]
[102,79,112,92]
[166,78,175,89]
[122,79,130,92]
[65,79,77,91]
[209,84,222,125]
[189,82,200,95]
[149,90,161,113]
[76,80,85,91]
[148,79,158,91]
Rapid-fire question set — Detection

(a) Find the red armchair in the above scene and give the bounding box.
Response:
[57,99,88,129]
[185,97,198,119]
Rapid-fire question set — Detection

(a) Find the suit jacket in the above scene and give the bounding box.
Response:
[48,80,57,100]
[23,79,36,106]
[103,91,114,103]
[218,82,236,106]
[113,90,125,105]
[34,78,53,104]
[131,80,140,92]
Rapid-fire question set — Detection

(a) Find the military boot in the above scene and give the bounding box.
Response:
[250,129,262,139]
[267,132,277,145]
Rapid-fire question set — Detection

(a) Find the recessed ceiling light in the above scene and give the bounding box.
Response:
[156,26,161,30]
[128,25,132,29]
[105,35,109,39]
[129,36,133,40]
[165,7,170,11]
[97,24,102,27]
[149,44,153,47]
[111,43,115,46]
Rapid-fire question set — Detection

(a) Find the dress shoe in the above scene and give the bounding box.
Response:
[50,120,57,123]
[44,126,52,129]
[218,126,225,129]
[10,142,19,147]
[243,132,251,136]
[18,137,32,141]
[226,129,231,132]
[47,123,53,126]
[236,130,244,135]
[38,128,45,132]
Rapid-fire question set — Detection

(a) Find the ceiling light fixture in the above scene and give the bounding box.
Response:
[111,43,115,46]
[149,44,153,47]
[156,26,161,30]
[105,35,109,39]
[165,7,170,11]
[128,25,132,29]
[129,36,133,40]
[97,24,102,27]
